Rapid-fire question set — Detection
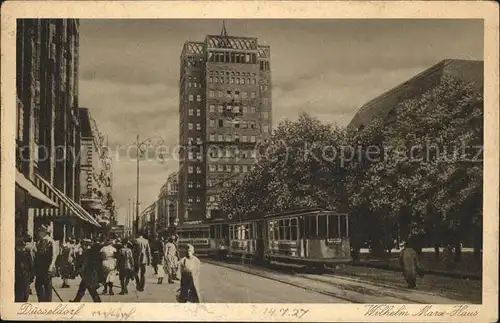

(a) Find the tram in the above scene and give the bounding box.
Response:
[262,209,351,266]
[177,208,351,268]
[176,221,212,256]
[208,208,352,267]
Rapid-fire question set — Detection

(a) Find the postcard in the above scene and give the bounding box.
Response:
[1,1,498,321]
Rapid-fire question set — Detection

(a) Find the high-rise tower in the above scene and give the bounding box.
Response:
[178,22,272,222]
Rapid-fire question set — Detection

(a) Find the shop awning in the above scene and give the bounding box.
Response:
[16,170,58,208]
[34,174,101,227]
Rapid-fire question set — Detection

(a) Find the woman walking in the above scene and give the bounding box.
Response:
[163,236,178,284]
[178,244,202,303]
[117,240,135,294]
[100,238,118,295]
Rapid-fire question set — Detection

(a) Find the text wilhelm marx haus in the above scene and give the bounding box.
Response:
[178,24,272,222]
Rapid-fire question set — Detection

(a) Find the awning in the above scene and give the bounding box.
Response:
[16,170,58,208]
[34,174,101,227]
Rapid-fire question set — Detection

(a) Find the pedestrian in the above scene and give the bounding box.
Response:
[132,231,151,292]
[117,239,135,294]
[163,236,178,284]
[177,244,202,303]
[23,234,36,295]
[59,236,76,288]
[100,237,118,296]
[398,242,424,289]
[15,235,34,302]
[34,224,57,302]
[151,233,162,275]
[69,239,102,302]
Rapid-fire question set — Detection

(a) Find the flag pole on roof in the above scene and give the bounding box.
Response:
[221,20,228,37]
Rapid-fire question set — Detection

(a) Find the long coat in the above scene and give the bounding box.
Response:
[78,246,101,289]
[178,256,202,302]
[399,247,423,285]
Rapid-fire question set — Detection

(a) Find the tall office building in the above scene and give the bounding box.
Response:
[178,22,272,222]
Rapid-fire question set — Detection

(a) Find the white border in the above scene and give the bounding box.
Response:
[1,1,498,322]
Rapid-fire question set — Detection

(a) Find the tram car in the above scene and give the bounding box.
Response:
[176,221,212,256]
[223,209,352,268]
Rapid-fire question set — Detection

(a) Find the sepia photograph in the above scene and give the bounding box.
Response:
[1,1,498,322]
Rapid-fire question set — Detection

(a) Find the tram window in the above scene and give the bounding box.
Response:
[222,224,229,238]
[328,214,339,238]
[210,226,215,238]
[279,220,285,240]
[290,218,298,240]
[248,224,253,238]
[306,216,318,238]
[318,216,327,238]
[340,215,348,237]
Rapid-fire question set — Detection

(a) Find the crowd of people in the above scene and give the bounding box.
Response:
[15,225,202,303]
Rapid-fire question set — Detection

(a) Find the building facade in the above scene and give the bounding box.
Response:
[79,107,115,230]
[157,172,179,236]
[15,19,100,245]
[178,23,272,222]
[348,59,484,130]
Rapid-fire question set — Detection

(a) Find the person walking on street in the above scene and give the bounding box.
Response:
[398,242,424,289]
[23,234,36,295]
[133,232,151,292]
[151,233,163,275]
[34,225,57,302]
[100,238,118,296]
[178,244,202,303]
[59,236,76,288]
[15,235,34,302]
[117,239,135,294]
[70,239,102,302]
[164,236,178,284]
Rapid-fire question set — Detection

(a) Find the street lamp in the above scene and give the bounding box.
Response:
[132,135,166,236]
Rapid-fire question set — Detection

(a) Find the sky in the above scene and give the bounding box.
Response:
[78,19,483,226]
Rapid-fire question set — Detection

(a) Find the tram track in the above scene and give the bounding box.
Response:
[201,255,464,304]
[202,258,364,303]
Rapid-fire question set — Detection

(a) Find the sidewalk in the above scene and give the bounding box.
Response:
[27,269,180,303]
[354,248,482,280]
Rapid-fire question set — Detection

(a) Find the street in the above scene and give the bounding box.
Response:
[27,260,478,303]
[28,262,344,303]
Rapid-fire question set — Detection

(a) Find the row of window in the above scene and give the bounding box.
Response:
[208,133,260,143]
[186,58,203,68]
[207,179,242,188]
[187,181,202,189]
[187,82,202,88]
[207,51,258,64]
[207,148,257,159]
[187,196,202,203]
[208,164,256,173]
[209,104,258,114]
[209,76,257,86]
[187,151,202,161]
[230,223,255,240]
[208,195,222,202]
[187,94,203,102]
[210,71,256,77]
[208,90,257,99]
[188,108,201,117]
[187,123,202,131]
[187,166,202,174]
[209,118,258,129]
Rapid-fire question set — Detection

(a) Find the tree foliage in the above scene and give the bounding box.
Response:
[219,75,483,252]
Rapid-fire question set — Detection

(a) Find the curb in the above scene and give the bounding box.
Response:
[352,261,482,280]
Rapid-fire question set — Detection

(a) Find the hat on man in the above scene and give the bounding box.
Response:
[39,224,52,234]
[82,238,92,244]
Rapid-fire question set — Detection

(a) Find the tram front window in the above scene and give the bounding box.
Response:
[340,215,348,237]
[328,214,339,238]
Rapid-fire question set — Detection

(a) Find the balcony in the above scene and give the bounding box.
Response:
[80,197,103,211]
